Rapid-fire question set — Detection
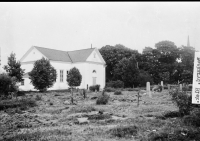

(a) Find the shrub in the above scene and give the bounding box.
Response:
[149,128,200,141]
[29,57,57,92]
[96,93,109,105]
[35,95,42,101]
[89,85,100,92]
[162,110,181,118]
[114,90,122,95]
[0,98,37,110]
[169,88,193,115]
[104,87,115,92]
[183,108,200,127]
[67,67,82,88]
[106,80,124,88]
[0,73,18,97]
[110,125,138,138]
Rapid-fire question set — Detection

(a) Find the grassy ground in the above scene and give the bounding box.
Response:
[0,89,196,141]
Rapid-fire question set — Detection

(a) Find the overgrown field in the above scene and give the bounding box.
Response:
[0,90,199,141]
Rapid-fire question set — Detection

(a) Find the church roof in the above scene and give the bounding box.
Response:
[34,46,95,63]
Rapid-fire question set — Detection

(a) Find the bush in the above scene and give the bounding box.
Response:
[169,88,193,115]
[182,84,192,91]
[29,57,57,92]
[106,80,124,88]
[89,85,100,92]
[104,87,115,92]
[149,128,200,141]
[162,110,181,118]
[0,98,37,111]
[35,95,42,101]
[183,108,200,127]
[114,90,122,95]
[96,93,109,105]
[0,73,18,97]
[110,125,138,138]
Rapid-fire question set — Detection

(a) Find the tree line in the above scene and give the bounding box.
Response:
[99,41,196,88]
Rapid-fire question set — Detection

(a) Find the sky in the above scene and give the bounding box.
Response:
[0,2,200,67]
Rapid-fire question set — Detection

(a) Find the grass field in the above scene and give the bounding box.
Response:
[0,89,199,141]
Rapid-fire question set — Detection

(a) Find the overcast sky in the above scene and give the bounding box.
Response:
[0,2,200,67]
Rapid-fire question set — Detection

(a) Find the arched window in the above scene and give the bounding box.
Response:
[93,70,96,73]
[94,53,96,58]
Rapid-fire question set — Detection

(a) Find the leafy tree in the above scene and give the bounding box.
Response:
[0,73,18,97]
[67,67,82,104]
[4,53,24,82]
[29,57,57,92]
[179,46,195,72]
[99,44,139,82]
[113,55,139,87]
[138,70,153,87]
[142,47,153,54]
[155,41,179,83]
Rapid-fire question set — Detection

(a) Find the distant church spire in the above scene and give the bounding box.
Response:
[187,35,190,47]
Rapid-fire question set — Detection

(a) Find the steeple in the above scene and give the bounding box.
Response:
[187,35,190,47]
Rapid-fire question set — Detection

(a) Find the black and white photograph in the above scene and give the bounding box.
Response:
[0,2,200,141]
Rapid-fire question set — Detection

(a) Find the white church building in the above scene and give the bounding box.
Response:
[19,46,106,91]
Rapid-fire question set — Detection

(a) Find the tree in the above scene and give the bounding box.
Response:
[4,52,24,82]
[29,57,57,92]
[0,73,18,97]
[179,46,195,72]
[99,44,139,82]
[113,55,139,87]
[67,67,82,104]
[138,70,153,87]
[155,41,179,83]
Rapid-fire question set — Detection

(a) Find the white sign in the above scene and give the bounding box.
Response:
[192,52,200,104]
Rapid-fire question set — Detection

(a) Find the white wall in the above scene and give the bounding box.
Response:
[86,50,102,63]
[19,50,106,91]
[84,62,105,90]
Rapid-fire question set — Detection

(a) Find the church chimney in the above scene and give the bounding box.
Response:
[187,35,190,47]
[91,44,92,48]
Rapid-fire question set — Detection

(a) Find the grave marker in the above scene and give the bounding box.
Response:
[146,82,152,98]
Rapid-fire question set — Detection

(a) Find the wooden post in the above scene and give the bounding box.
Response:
[137,89,140,107]
[71,87,74,104]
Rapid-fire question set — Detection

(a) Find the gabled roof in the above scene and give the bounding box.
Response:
[35,46,72,62]
[68,48,95,62]
[21,46,98,63]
